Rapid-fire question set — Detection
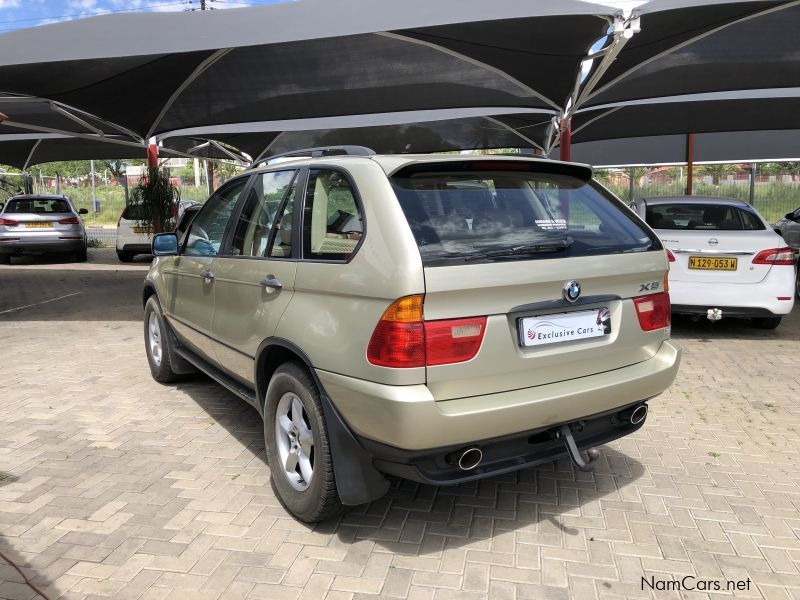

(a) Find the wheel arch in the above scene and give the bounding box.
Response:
[143,282,157,309]
[255,337,389,506]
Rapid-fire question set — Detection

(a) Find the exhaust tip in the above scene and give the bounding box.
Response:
[457,448,483,471]
[630,404,648,425]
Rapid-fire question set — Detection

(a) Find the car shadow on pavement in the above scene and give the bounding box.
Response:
[175,375,648,556]
[670,309,799,341]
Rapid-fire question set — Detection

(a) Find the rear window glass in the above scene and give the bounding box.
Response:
[645,203,765,231]
[391,164,658,266]
[122,204,147,220]
[5,197,71,214]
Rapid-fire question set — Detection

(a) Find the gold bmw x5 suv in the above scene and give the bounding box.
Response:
[142,149,680,522]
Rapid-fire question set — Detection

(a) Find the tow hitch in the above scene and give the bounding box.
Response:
[558,423,599,472]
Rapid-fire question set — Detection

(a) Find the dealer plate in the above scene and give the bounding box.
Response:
[519,308,611,347]
[688,256,737,270]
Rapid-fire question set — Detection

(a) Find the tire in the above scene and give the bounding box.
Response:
[75,246,88,262]
[752,316,782,330]
[264,362,343,522]
[117,251,134,263]
[143,296,182,383]
[0,254,9,265]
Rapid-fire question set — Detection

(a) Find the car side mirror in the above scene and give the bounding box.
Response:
[78,208,89,215]
[152,233,179,256]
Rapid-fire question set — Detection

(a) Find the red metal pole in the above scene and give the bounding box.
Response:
[147,143,158,169]
[685,132,694,196]
[559,120,571,162]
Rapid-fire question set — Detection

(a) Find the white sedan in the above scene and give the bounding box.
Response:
[631,197,796,329]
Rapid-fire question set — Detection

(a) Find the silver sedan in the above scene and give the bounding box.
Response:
[0,194,89,264]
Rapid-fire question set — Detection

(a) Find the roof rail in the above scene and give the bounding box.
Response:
[250,145,376,168]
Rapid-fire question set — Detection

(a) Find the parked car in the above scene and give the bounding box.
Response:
[142,150,680,522]
[116,200,197,262]
[774,206,800,299]
[631,196,796,328]
[174,203,201,241]
[0,194,88,264]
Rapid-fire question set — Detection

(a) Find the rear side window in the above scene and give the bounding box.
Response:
[391,163,657,266]
[5,197,71,214]
[302,169,363,261]
[645,203,765,231]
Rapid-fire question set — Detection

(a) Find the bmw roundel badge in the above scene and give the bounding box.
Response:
[563,280,581,303]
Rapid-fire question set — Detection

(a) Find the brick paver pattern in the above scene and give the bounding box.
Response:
[1,249,799,599]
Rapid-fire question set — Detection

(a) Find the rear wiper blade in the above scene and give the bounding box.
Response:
[465,239,573,261]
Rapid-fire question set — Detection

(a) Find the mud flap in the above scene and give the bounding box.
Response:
[320,394,390,506]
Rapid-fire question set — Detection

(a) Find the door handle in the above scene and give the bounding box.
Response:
[200,270,215,283]
[261,276,283,290]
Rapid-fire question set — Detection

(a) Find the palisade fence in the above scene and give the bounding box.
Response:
[595,164,800,224]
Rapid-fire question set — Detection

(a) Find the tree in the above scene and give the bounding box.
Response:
[699,163,737,185]
[129,167,180,234]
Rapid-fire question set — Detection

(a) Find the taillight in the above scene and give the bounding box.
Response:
[367,295,487,368]
[367,296,425,368]
[752,247,796,265]
[425,317,486,366]
[0,218,17,226]
[58,217,80,224]
[666,249,676,263]
[633,292,671,331]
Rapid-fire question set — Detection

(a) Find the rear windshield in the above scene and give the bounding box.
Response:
[391,164,658,266]
[4,197,71,214]
[122,204,147,220]
[645,203,765,231]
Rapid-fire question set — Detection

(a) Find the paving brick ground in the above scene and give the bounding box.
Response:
[1,249,799,599]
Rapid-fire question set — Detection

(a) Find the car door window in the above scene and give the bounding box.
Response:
[302,169,363,261]
[184,178,248,256]
[230,170,297,257]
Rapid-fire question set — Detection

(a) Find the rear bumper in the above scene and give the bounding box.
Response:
[118,244,152,254]
[359,402,647,485]
[0,238,84,254]
[316,339,680,452]
[670,269,796,316]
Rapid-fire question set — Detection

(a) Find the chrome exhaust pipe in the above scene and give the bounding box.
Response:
[457,447,483,471]
[630,404,648,425]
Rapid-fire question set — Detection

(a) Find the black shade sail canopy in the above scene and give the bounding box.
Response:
[0,0,618,140]
[565,129,800,166]
[0,135,181,170]
[568,90,800,143]
[159,106,557,161]
[579,0,800,108]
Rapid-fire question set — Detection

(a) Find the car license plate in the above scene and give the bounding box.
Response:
[133,227,153,234]
[519,308,611,347]
[25,222,50,228]
[688,256,737,270]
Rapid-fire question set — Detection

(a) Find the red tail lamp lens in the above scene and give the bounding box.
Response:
[367,296,487,368]
[0,218,17,226]
[666,249,676,262]
[425,317,487,366]
[752,247,796,265]
[58,217,80,224]
[633,292,671,331]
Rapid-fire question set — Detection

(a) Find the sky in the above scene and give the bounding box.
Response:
[0,0,289,33]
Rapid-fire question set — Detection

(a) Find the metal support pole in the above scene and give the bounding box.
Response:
[685,133,695,196]
[749,162,756,205]
[559,120,571,162]
[147,143,158,168]
[194,158,201,187]
[628,169,635,202]
[90,160,97,213]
